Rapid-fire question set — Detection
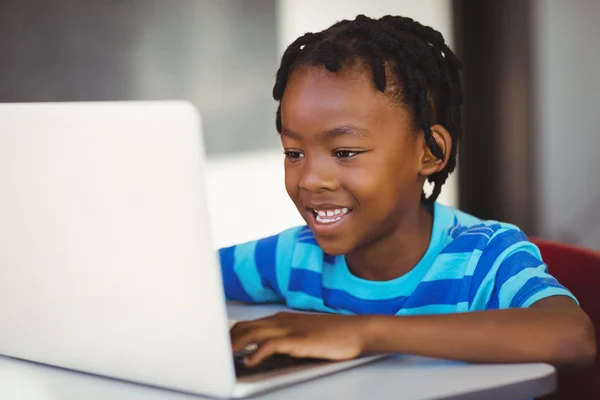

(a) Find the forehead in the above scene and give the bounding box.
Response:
[280,66,411,134]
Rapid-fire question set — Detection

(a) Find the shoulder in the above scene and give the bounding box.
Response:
[435,203,531,257]
[218,224,326,277]
[432,204,570,309]
[218,225,324,302]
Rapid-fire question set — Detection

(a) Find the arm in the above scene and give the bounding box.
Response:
[232,296,596,370]
[362,296,596,369]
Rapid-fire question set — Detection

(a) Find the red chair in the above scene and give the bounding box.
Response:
[530,238,600,400]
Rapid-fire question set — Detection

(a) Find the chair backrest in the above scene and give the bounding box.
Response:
[530,238,600,400]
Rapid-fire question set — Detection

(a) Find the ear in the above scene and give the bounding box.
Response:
[418,124,452,178]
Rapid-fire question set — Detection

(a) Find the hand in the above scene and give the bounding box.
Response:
[230,312,370,366]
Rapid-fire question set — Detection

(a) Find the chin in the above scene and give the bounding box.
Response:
[313,235,354,256]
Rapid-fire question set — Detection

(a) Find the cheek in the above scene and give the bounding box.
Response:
[342,157,416,210]
[284,166,299,200]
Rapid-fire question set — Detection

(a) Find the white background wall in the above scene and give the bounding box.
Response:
[276,0,454,55]
[206,0,457,249]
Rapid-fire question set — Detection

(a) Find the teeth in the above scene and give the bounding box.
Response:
[313,207,351,221]
[314,208,351,224]
[316,215,336,223]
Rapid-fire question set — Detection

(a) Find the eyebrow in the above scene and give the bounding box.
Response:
[281,124,372,140]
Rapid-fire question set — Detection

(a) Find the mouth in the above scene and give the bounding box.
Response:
[306,206,353,235]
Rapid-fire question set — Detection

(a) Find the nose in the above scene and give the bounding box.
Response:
[298,157,339,193]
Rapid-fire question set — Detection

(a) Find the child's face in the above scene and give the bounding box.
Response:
[280,66,428,255]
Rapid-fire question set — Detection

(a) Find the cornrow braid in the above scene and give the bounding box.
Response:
[273,15,464,204]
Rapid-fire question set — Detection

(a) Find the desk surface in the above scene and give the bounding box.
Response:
[0,304,556,400]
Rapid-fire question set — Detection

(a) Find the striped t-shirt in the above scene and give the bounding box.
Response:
[218,202,576,315]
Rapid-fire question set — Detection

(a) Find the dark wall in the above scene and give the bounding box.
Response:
[453,0,535,234]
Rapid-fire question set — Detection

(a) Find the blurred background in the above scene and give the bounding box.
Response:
[0,0,598,250]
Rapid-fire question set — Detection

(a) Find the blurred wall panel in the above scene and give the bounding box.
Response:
[453,0,535,234]
[454,0,600,250]
[0,0,279,155]
[533,0,600,250]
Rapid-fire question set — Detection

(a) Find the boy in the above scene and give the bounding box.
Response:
[222,15,596,369]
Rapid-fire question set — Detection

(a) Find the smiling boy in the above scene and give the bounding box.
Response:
[221,15,596,368]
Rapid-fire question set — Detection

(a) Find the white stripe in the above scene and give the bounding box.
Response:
[454,231,494,239]
[467,226,495,234]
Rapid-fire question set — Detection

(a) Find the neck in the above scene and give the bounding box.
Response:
[345,203,433,281]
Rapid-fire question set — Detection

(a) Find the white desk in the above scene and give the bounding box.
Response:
[0,304,556,400]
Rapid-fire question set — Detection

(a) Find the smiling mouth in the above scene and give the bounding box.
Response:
[310,207,353,224]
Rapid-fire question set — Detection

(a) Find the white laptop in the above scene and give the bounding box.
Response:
[0,101,385,398]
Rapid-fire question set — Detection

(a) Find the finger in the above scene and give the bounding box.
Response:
[230,322,268,346]
[229,313,294,344]
[229,319,268,338]
[230,312,297,336]
[231,327,288,353]
[245,337,300,367]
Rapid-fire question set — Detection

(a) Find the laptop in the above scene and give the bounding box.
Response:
[0,101,386,398]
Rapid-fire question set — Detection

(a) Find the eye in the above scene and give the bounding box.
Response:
[284,150,305,160]
[333,149,361,159]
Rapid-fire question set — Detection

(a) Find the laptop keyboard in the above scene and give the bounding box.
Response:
[234,349,326,377]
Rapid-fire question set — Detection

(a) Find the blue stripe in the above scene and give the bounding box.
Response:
[298,226,318,245]
[298,234,317,242]
[495,251,544,288]
[510,276,567,308]
[324,259,420,299]
[484,251,544,309]
[420,252,472,281]
[441,224,500,254]
[324,279,470,315]
[520,287,578,308]
[396,304,459,316]
[447,224,470,240]
[288,273,472,315]
[323,253,336,265]
[290,268,411,314]
[323,288,407,315]
[274,227,302,297]
[288,268,323,298]
[469,229,528,302]
[218,246,254,303]
[292,244,325,273]
[285,291,344,314]
[447,215,460,238]
[255,234,282,298]
[485,291,500,309]
[407,278,471,308]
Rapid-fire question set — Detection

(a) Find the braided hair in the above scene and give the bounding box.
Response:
[272,15,463,203]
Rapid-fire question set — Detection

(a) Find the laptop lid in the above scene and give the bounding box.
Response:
[0,101,236,398]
